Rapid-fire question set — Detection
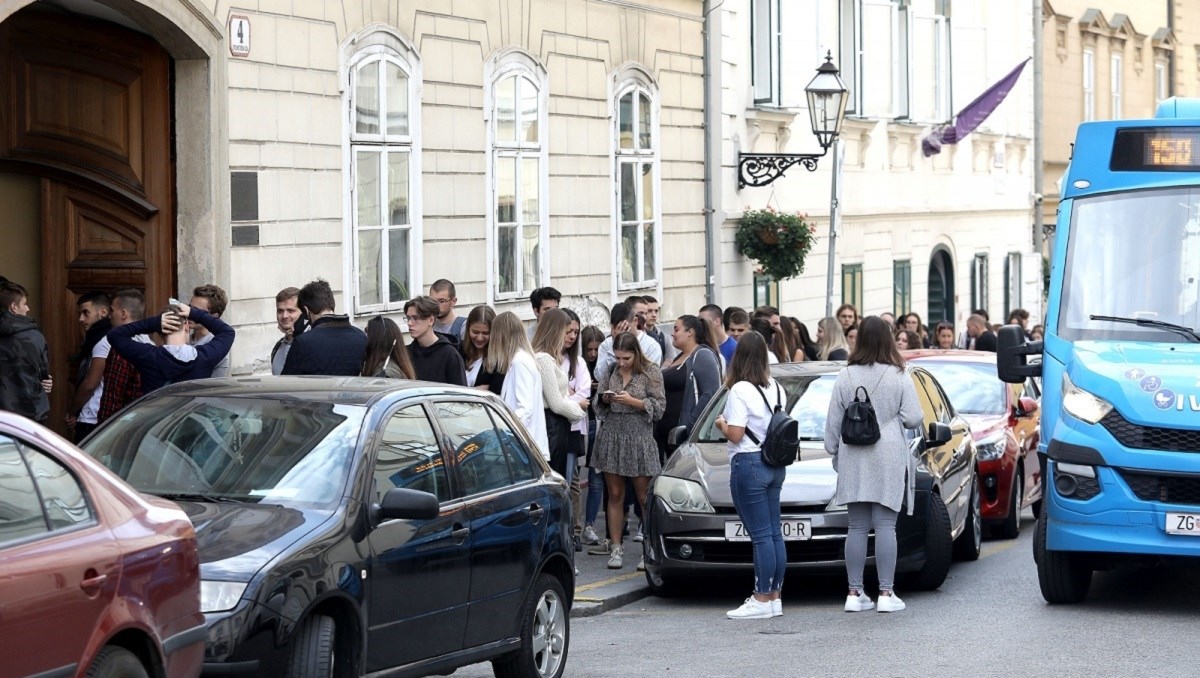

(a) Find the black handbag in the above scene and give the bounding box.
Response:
[544,409,572,476]
[840,371,888,446]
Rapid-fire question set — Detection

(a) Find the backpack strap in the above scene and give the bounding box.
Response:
[743,381,776,445]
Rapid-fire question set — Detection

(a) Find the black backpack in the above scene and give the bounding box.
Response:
[840,371,888,446]
[744,382,800,467]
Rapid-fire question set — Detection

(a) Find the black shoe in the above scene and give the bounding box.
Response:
[573,535,583,552]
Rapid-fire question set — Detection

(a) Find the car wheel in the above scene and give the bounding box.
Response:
[907,493,953,591]
[289,614,335,678]
[1035,513,1092,604]
[1032,498,1043,520]
[86,646,149,678]
[996,470,1023,539]
[493,574,569,678]
[645,569,685,597]
[953,479,982,561]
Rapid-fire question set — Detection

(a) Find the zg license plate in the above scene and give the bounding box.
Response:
[1166,512,1200,536]
[725,519,811,541]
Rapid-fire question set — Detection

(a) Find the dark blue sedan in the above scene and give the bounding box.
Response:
[82,376,574,678]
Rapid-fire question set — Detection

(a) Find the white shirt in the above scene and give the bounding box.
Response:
[465,357,483,387]
[723,378,783,459]
[595,331,663,383]
[193,332,231,377]
[500,350,549,459]
[78,337,110,425]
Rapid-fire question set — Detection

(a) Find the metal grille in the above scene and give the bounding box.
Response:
[1118,469,1200,506]
[1073,477,1100,501]
[1101,411,1200,452]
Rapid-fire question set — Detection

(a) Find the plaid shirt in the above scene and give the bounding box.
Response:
[97,351,141,424]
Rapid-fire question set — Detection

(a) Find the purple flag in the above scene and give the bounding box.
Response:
[923,58,1030,157]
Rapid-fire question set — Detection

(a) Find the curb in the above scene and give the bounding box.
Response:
[571,572,652,618]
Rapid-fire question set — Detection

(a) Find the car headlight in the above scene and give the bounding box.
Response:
[200,580,247,613]
[1062,373,1113,424]
[653,476,715,514]
[975,433,1007,462]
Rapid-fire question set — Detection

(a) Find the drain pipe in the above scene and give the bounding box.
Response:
[702,0,721,304]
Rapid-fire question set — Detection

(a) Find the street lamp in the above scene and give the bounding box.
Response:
[736,52,848,188]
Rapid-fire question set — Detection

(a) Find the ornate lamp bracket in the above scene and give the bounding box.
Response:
[737,150,828,189]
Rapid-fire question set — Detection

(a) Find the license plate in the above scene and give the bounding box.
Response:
[725,519,811,541]
[1166,512,1200,536]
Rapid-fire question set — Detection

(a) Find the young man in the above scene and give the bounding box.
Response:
[97,289,149,424]
[281,280,366,376]
[405,295,467,385]
[700,304,737,365]
[190,284,232,377]
[967,314,998,352]
[430,279,467,341]
[636,295,670,361]
[270,287,301,375]
[71,292,112,440]
[726,308,751,341]
[0,281,52,424]
[594,302,663,382]
[530,287,561,318]
[109,299,235,393]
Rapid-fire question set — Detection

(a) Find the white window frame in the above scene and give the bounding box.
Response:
[344,37,422,315]
[751,0,781,106]
[907,12,950,122]
[842,0,947,120]
[611,67,662,293]
[484,49,550,303]
[1111,53,1122,119]
[1082,48,1095,121]
[1155,61,1168,104]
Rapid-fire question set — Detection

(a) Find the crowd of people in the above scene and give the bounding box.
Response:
[0,269,1039,616]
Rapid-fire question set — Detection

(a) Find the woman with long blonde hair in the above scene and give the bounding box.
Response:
[816,316,850,361]
[531,309,585,477]
[489,312,549,459]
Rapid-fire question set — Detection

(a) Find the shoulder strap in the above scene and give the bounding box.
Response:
[743,382,775,445]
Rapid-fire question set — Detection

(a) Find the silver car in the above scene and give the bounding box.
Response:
[642,362,980,595]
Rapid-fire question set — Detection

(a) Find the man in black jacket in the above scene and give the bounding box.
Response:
[405,296,466,385]
[968,314,998,352]
[281,280,367,376]
[0,281,53,423]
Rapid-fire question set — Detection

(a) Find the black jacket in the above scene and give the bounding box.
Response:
[0,312,51,421]
[109,308,236,392]
[281,314,368,377]
[974,331,998,353]
[408,332,467,385]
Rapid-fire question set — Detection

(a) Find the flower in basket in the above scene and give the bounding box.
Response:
[735,208,817,281]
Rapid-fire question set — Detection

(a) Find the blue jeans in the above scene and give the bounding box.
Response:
[730,453,786,595]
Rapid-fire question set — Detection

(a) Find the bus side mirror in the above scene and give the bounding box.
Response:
[997,325,1043,384]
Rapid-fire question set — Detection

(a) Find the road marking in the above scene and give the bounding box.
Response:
[575,571,641,593]
[980,539,1021,559]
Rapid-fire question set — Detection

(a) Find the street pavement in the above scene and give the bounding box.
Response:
[459,509,1200,676]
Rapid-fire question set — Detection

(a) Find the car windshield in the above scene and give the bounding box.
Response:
[696,374,837,442]
[915,361,1007,415]
[1059,187,1200,342]
[82,396,366,509]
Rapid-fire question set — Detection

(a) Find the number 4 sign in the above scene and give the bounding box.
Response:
[228,14,250,57]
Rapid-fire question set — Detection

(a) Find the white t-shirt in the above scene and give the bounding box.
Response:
[465,357,483,387]
[78,337,111,424]
[723,378,783,458]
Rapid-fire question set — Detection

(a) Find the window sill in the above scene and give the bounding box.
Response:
[745,106,801,123]
[617,281,659,294]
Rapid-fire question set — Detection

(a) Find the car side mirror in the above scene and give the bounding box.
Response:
[927,421,953,447]
[997,325,1043,384]
[667,425,689,448]
[1016,396,1039,417]
[374,487,439,523]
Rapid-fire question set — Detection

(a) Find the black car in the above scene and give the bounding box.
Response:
[644,362,980,594]
[82,377,573,678]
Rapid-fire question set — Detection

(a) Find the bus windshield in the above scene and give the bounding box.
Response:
[1059,187,1200,342]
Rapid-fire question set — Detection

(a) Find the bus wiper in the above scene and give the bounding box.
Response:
[1089,315,1200,342]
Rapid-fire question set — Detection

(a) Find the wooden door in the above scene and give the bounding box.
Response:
[0,10,174,434]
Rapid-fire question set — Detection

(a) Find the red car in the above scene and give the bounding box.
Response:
[0,412,205,678]
[904,350,1043,538]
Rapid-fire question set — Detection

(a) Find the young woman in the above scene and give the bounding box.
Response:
[772,316,805,363]
[714,331,786,619]
[579,325,607,546]
[656,315,722,459]
[489,312,548,458]
[934,321,956,349]
[894,328,921,352]
[823,316,924,613]
[561,309,590,549]
[531,309,586,478]
[1030,324,1045,341]
[904,312,931,348]
[835,303,859,331]
[361,316,416,379]
[844,325,859,354]
[751,318,780,364]
[462,305,503,394]
[591,332,665,570]
[796,320,820,361]
[816,316,850,361]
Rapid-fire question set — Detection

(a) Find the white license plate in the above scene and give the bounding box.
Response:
[1166,512,1200,536]
[725,519,811,541]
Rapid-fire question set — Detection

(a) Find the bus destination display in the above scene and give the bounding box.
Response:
[1112,127,1200,171]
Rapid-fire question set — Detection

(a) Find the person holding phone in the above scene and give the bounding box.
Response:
[108,298,235,393]
[594,302,662,383]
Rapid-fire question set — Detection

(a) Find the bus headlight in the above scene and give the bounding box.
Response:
[653,476,715,514]
[1062,373,1114,424]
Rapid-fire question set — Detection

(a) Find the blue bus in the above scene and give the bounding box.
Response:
[998,98,1200,602]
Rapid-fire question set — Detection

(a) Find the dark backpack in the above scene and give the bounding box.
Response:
[744,382,800,467]
[840,371,888,446]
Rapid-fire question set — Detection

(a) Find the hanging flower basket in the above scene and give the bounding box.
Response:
[735,208,817,281]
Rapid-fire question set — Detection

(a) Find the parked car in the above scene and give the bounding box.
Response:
[905,349,1043,537]
[80,376,574,678]
[644,362,980,596]
[0,411,205,678]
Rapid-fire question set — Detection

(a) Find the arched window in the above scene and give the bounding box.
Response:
[613,69,659,289]
[347,34,420,313]
[487,50,548,300]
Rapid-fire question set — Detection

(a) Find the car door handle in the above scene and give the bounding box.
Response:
[526,503,544,521]
[450,525,470,543]
[80,570,107,592]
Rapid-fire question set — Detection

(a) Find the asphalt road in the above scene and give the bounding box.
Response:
[458,510,1200,677]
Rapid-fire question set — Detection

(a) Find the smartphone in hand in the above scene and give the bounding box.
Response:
[601,390,616,403]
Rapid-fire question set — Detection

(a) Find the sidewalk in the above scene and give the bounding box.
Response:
[570,512,652,618]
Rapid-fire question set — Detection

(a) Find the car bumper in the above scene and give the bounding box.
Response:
[200,600,288,677]
[977,455,1017,521]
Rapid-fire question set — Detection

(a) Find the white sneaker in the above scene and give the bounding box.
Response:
[772,599,783,617]
[844,592,875,612]
[582,525,601,545]
[726,596,775,620]
[607,545,624,569]
[637,556,645,571]
[877,593,906,613]
[586,539,612,556]
[633,526,644,542]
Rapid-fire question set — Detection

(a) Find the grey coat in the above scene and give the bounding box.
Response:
[677,345,722,435]
[824,363,924,514]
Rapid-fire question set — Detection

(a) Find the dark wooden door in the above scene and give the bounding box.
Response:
[0,10,174,433]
